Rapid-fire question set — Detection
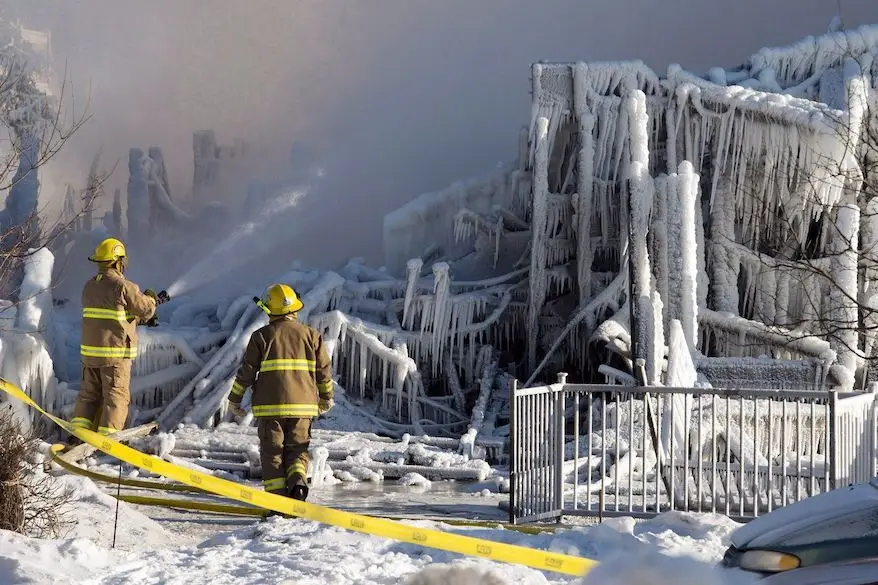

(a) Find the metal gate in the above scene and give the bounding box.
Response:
[509,376,878,524]
[508,377,566,524]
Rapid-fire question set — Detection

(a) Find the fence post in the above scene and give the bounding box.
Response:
[829,389,838,491]
[556,372,568,522]
[508,378,518,524]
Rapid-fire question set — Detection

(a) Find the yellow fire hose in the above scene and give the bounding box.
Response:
[50,445,558,532]
[3,377,597,577]
[49,445,207,493]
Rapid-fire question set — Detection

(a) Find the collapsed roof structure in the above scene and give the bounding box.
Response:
[7,24,878,443]
[388,24,878,393]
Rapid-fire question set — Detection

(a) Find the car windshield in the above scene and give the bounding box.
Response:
[775,508,878,546]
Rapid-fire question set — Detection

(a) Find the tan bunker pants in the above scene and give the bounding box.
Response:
[71,362,132,434]
[258,417,311,495]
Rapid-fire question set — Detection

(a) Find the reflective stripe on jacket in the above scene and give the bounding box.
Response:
[80,268,156,366]
[229,315,333,418]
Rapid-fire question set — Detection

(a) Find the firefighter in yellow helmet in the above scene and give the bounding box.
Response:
[227,283,334,506]
[69,237,169,440]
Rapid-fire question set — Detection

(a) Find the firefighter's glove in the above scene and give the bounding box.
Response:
[227,401,246,418]
[318,398,334,416]
[144,289,170,305]
[144,315,159,327]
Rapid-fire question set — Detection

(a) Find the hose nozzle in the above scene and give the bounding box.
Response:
[253,296,270,315]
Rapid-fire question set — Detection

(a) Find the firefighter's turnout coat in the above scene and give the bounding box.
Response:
[72,267,157,434]
[229,315,333,417]
[229,314,333,494]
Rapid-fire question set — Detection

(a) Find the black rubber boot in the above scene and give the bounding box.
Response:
[290,485,309,502]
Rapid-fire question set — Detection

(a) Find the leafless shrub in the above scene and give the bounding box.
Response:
[0,411,74,538]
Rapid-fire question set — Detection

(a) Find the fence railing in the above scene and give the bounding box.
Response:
[508,377,877,524]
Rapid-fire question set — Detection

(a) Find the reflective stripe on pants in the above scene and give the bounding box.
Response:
[258,417,312,494]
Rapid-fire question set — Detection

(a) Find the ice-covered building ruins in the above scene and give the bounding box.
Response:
[389,23,878,394]
[6,24,878,443]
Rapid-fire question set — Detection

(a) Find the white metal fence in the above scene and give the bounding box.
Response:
[509,377,878,524]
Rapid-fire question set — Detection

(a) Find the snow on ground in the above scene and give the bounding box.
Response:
[57,474,178,550]
[0,471,752,585]
[0,472,175,585]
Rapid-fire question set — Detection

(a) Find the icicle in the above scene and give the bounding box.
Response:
[431,262,452,374]
[650,291,665,385]
[402,258,423,328]
[755,269,777,325]
[493,216,503,269]
[653,175,670,329]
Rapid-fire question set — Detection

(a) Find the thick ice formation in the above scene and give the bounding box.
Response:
[0,248,63,432]
[513,24,878,390]
[4,24,877,512]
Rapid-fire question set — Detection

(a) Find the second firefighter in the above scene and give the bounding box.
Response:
[227,283,334,501]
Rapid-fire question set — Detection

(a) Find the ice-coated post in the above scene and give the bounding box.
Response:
[828,389,838,490]
[508,378,518,524]
[527,116,550,372]
[678,161,700,349]
[573,63,597,306]
[554,372,567,521]
[829,203,860,379]
[626,90,655,381]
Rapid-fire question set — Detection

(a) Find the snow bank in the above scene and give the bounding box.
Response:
[0,530,116,585]
[80,511,740,585]
[0,464,177,585]
[583,548,755,585]
[55,474,176,551]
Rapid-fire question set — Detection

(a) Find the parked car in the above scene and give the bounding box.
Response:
[721,476,878,575]
[761,559,878,585]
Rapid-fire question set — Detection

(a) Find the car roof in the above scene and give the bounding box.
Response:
[762,558,878,585]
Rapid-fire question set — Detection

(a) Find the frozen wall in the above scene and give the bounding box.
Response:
[516,24,878,388]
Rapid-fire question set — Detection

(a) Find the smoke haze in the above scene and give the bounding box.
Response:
[12,0,878,273]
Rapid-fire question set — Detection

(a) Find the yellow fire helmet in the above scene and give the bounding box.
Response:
[89,237,127,263]
[262,283,304,316]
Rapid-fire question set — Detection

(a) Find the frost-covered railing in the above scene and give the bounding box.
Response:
[509,380,878,524]
[698,309,836,364]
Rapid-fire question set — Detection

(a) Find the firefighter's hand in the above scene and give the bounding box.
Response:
[227,401,246,418]
[144,315,159,327]
[145,289,171,305]
[318,398,334,416]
